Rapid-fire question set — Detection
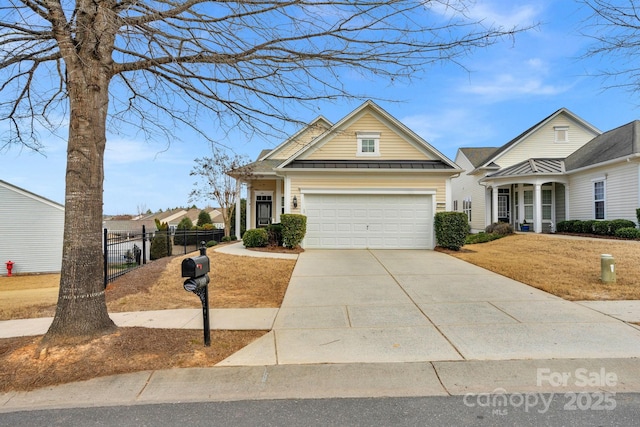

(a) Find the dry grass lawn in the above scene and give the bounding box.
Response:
[0,245,296,392]
[441,233,640,300]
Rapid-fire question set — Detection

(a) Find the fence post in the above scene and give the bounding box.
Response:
[142,225,147,265]
[103,228,108,289]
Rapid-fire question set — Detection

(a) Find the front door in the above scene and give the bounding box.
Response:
[256,195,272,227]
[498,193,510,223]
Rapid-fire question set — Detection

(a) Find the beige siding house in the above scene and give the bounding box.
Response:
[230,101,461,249]
[451,109,602,233]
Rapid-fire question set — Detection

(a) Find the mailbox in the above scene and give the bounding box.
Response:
[181,255,210,278]
[183,275,210,292]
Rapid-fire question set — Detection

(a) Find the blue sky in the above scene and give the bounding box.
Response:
[2,0,640,215]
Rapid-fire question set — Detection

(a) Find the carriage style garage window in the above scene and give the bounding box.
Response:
[594,180,605,219]
[356,132,380,156]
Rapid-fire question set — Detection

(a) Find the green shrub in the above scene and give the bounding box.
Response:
[615,227,640,239]
[434,211,469,251]
[206,240,218,247]
[267,223,284,246]
[174,217,194,245]
[484,222,514,235]
[609,219,636,234]
[580,220,597,234]
[636,208,640,226]
[556,220,571,233]
[466,232,504,244]
[593,220,612,236]
[229,235,237,241]
[242,228,268,248]
[281,214,307,248]
[150,230,172,260]
[221,236,232,242]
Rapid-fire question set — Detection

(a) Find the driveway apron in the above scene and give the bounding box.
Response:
[218,250,640,366]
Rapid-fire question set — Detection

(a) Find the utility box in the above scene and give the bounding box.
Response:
[601,254,616,283]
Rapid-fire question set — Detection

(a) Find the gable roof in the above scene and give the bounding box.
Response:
[0,179,64,210]
[278,100,460,170]
[458,147,499,168]
[474,108,601,172]
[565,120,640,171]
[260,116,333,161]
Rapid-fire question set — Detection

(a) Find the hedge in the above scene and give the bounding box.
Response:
[615,227,640,239]
[281,214,307,248]
[434,211,469,251]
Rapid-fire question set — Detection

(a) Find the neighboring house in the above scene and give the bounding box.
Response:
[0,180,64,274]
[452,108,640,233]
[229,100,461,249]
[564,120,640,223]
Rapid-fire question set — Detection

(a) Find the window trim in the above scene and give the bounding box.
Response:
[554,126,569,143]
[593,179,606,220]
[356,132,381,157]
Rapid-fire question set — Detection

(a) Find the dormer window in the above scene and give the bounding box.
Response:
[357,132,380,157]
[554,126,569,143]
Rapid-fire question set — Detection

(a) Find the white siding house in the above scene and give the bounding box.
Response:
[565,120,640,223]
[451,108,602,233]
[0,180,64,274]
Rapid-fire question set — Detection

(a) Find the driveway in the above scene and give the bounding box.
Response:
[218,250,640,366]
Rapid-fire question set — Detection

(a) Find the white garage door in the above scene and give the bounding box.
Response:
[304,194,433,249]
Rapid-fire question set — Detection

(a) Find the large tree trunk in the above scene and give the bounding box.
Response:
[43,62,116,343]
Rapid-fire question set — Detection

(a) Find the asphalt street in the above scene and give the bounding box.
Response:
[1,394,639,427]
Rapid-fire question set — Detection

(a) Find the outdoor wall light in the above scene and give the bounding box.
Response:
[293,196,298,208]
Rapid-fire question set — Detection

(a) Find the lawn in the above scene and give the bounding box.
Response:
[0,245,296,393]
[440,233,640,300]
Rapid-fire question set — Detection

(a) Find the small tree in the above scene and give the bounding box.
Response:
[434,212,469,251]
[197,210,213,226]
[190,149,252,238]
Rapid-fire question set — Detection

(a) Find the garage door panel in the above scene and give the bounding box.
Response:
[304,194,433,249]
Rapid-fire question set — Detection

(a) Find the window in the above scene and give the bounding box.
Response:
[463,198,472,221]
[453,200,458,211]
[594,181,605,219]
[542,189,552,220]
[554,126,569,143]
[356,132,380,156]
[523,190,533,221]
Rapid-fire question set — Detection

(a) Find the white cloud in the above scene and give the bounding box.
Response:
[461,72,573,98]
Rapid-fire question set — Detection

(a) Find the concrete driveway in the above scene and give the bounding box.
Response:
[218,249,640,366]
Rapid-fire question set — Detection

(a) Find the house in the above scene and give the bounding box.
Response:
[564,120,640,223]
[229,100,461,249]
[0,180,64,274]
[452,108,602,233]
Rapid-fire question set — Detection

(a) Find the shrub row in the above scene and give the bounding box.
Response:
[242,214,307,248]
[556,219,636,236]
[484,222,515,235]
[465,233,504,245]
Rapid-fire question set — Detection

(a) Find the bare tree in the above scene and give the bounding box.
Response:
[189,150,250,238]
[579,0,640,94]
[0,0,531,344]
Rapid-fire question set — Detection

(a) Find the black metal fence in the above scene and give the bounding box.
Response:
[173,228,225,254]
[102,226,225,288]
[103,225,148,288]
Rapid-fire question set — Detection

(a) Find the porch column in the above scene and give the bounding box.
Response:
[492,186,499,224]
[518,185,525,227]
[245,184,252,231]
[284,177,291,214]
[534,183,542,233]
[275,179,282,223]
[235,180,241,238]
[565,183,570,220]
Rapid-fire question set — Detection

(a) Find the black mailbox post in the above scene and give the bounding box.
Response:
[182,242,211,346]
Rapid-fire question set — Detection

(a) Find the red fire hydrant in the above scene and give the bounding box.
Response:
[5,261,14,277]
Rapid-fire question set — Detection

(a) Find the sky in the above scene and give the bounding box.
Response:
[2,0,640,215]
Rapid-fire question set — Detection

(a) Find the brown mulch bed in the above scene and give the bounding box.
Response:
[0,328,265,393]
